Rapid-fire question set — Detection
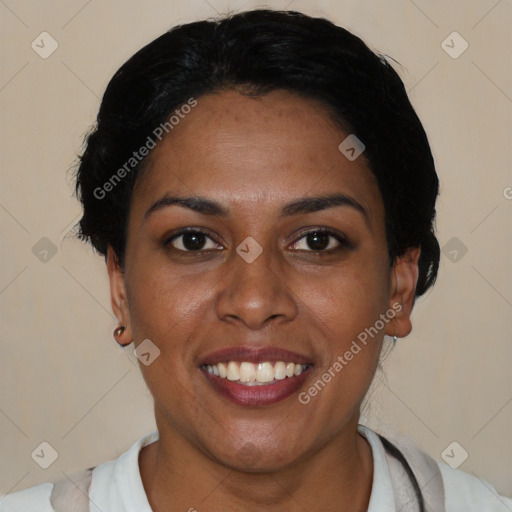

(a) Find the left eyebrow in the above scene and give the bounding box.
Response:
[279,193,368,220]
[144,193,368,222]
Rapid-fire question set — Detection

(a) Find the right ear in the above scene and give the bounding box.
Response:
[107,246,133,345]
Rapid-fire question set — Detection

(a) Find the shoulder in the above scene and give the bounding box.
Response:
[439,462,512,512]
[360,424,512,512]
[0,430,158,512]
[0,482,55,512]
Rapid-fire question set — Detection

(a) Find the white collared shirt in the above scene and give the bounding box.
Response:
[1,425,511,511]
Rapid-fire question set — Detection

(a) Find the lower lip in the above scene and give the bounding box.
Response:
[202,368,312,406]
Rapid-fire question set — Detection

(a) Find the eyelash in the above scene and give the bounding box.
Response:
[164,227,350,254]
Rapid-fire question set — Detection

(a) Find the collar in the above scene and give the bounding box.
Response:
[93,425,395,511]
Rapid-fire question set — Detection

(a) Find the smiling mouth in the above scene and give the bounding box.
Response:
[199,347,314,405]
[201,361,312,386]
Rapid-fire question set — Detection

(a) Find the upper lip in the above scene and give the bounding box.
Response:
[198,346,313,366]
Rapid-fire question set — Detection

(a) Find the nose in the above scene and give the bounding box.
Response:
[215,244,298,330]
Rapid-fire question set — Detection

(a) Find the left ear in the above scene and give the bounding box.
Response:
[385,246,421,339]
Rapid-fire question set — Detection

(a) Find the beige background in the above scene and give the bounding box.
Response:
[1,0,511,498]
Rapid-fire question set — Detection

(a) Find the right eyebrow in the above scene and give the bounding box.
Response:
[144,195,229,219]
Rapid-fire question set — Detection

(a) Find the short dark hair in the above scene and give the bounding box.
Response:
[75,9,440,296]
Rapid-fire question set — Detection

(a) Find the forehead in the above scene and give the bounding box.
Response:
[132,89,382,218]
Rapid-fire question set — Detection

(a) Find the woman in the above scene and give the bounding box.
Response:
[2,9,510,512]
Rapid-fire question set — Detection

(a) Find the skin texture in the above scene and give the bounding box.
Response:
[108,89,420,511]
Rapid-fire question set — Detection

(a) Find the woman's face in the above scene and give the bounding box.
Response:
[109,89,418,470]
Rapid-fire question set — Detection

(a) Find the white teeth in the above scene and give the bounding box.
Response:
[204,361,310,385]
[227,361,239,381]
[218,362,227,378]
[239,362,256,383]
[257,362,274,383]
[274,361,286,380]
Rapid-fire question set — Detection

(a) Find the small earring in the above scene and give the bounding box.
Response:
[114,325,126,337]
[393,335,398,343]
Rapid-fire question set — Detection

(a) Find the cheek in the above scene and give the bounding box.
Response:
[294,260,390,385]
[301,261,390,329]
[125,258,219,346]
[125,264,212,402]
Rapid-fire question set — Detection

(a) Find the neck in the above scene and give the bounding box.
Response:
[139,412,373,512]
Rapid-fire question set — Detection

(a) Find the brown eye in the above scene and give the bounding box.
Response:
[291,229,349,252]
[166,229,223,252]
